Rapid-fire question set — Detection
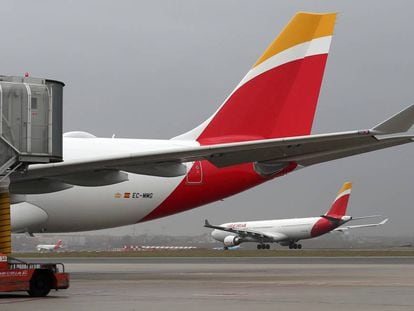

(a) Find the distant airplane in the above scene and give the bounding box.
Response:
[36,240,63,252]
[205,182,388,250]
[10,12,414,235]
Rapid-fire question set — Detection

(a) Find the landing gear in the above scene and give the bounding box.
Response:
[257,244,270,250]
[288,242,302,249]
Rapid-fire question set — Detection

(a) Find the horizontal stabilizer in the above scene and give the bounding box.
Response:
[334,218,388,232]
[379,218,389,225]
[372,104,414,134]
[351,215,382,220]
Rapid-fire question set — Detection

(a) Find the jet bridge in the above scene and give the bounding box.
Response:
[0,75,63,177]
[0,75,64,255]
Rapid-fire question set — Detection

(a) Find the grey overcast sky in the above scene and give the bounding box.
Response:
[3,1,413,236]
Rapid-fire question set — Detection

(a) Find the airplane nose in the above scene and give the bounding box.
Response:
[11,202,48,233]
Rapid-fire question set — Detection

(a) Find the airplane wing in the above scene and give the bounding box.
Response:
[11,105,414,190]
[204,220,273,240]
[334,218,388,232]
[204,220,287,242]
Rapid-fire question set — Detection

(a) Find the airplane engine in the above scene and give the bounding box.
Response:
[223,235,241,247]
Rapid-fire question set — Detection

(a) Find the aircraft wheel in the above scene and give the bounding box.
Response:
[288,244,292,249]
[293,244,298,249]
[257,244,262,250]
[265,244,270,249]
[297,244,302,249]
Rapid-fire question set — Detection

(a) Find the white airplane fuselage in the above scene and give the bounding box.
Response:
[211,217,329,244]
[36,245,57,252]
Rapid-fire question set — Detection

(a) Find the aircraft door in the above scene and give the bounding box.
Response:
[186,161,203,184]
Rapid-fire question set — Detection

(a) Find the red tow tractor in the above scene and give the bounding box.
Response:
[0,254,69,297]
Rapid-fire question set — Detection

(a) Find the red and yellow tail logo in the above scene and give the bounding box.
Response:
[54,240,63,250]
[252,12,336,68]
[178,12,337,144]
[326,182,352,218]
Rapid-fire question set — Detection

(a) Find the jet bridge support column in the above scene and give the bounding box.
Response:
[0,177,11,256]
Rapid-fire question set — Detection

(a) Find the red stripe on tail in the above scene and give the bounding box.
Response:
[198,54,329,144]
[325,182,353,218]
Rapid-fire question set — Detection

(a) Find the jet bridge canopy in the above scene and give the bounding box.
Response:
[0,75,64,175]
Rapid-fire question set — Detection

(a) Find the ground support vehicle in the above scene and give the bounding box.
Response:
[0,253,69,296]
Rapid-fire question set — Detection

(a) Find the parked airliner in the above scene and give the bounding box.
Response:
[36,240,63,252]
[10,12,414,234]
[205,182,388,249]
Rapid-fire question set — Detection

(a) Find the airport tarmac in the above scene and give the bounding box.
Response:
[1,256,414,311]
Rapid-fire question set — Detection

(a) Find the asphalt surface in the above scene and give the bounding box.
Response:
[1,256,414,311]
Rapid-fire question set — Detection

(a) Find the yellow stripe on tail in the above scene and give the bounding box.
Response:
[338,182,352,196]
[253,12,337,68]
[325,182,353,217]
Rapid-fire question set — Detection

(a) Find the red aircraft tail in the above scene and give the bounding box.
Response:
[54,239,63,250]
[175,12,337,145]
[325,182,352,219]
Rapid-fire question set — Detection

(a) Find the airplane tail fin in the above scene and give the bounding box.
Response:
[325,182,352,219]
[54,239,62,249]
[174,12,337,145]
